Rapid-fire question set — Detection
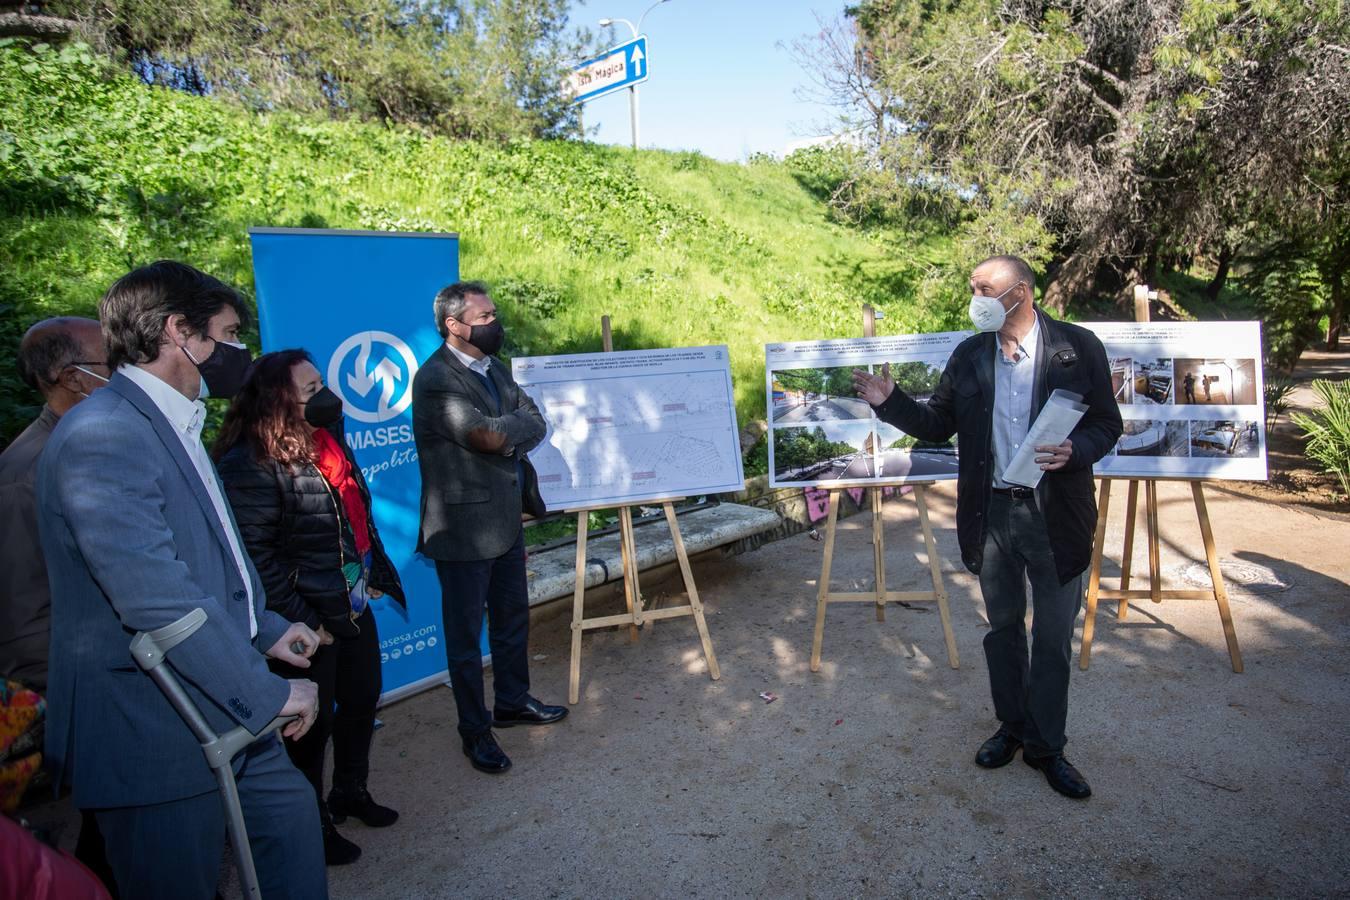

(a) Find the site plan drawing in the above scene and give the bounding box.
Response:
[765,332,969,488]
[513,345,745,510]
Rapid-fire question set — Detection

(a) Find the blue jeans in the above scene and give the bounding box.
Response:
[978,492,1084,756]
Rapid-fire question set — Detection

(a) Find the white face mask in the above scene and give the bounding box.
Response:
[71,365,110,399]
[968,281,1025,332]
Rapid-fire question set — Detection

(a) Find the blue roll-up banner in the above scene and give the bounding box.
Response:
[249,227,458,704]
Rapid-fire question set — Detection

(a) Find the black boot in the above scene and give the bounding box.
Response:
[328,784,399,828]
[320,804,362,865]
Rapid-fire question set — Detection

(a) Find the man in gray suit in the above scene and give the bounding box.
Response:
[36,261,328,899]
[413,281,567,775]
[1,316,108,693]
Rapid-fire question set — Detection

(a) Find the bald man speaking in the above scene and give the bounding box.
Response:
[854,256,1121,799]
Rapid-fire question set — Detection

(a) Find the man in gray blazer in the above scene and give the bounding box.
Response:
[413,281,567,775]
[36,261,328,899]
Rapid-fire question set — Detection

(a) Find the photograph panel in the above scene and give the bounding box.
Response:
[1111,419,1189,457]
[1173,358,1259,406]
[885,360,945,403]
[1131,358,1174,405]
[772,420,877,481]
[1190,419,1261,458]
[873,421,960,480]
[1110,357,1134,405]
[770,366,872,424]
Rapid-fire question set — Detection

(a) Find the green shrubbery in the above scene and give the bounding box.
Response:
[0,39,962,446]
[1292,380,1350,499]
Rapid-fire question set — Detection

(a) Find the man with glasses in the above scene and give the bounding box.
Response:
[2,316,110,693]
[1,316,116,891]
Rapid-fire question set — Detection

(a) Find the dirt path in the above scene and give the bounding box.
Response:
[19,350,1350,899]
[217,480,1343,898]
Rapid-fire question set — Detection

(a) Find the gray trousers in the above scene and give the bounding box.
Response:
[95,734,327,900]
[978,492,1083,757]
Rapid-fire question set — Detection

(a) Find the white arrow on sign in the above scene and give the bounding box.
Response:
[347,336,400,410]
[629,44,645,78]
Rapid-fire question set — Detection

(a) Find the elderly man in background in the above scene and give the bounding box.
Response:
[1,317,109,692]
[0,317,116,889]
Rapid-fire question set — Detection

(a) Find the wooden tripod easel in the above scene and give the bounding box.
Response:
[565,316,721,704]
[1079,285,1243,673]
[809,305,960,672]
[1078,478,1243,673]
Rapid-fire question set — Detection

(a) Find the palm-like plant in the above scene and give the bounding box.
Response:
[1291,379,1350,499]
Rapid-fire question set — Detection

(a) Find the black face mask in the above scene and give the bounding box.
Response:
[303,386,344,428]
[457,318,505,357]
[183,339,253,399]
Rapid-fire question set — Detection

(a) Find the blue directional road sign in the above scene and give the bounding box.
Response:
[568,36,648,104]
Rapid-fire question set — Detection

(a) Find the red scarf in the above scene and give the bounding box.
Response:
[313,428,371,556]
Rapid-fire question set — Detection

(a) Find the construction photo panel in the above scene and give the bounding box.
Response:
[1085,321,1268,480]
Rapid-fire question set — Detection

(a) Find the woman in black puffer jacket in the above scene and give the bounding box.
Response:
[214,349,405,867]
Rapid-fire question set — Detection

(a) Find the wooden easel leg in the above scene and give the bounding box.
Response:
[914,485,959,669]
[663,502,720,681]
[1192,482,1243,673]
[569,511,589,705]
[1118,480,1140,620]
[618,507,641,642]
[1146,480,1162,604]
[1079,479,1112,671]
[871,488,886,622]
[810,490,840,673]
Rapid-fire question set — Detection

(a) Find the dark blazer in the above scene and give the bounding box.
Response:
[216,421,406,638]
[412,345,546,562]
[35,373,292,808]
[874,309,1123,584]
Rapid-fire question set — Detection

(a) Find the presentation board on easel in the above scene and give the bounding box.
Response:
[1078,318,1265,673]
[766,323,965,672]
[513,336,738,703]
[514,344,744,509]
[1084,321,1268,481]
[765,332,970,487]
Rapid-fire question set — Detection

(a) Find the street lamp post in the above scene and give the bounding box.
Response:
[599,0,670,150]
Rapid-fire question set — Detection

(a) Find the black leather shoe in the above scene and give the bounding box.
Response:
[321,821,362,866]
[492,696,569,728]
[975,726,1023,769]
[1024,753,1092,799]
[462,731,511,774]
[328,784,399,828]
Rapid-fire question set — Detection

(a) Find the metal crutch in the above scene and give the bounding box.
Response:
[129,608,296,900]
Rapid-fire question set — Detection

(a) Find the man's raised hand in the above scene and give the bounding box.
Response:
[852,362,895,407]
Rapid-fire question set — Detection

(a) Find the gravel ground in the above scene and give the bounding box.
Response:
[24,480,1350,898]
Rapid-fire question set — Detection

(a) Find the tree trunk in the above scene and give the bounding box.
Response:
[1328,276,1345,350]
[1206,244,1234,301]
[1043,243,1103,314]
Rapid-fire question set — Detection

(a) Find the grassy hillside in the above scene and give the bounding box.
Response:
[1,39,967,448]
